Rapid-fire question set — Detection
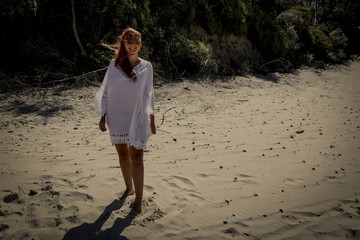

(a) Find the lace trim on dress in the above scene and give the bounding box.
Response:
[129,138,147,150]
[110,133,129,137]
[110,133,130,145]
[111,139,130,145]
[111,136,147,149]
[113,60,149,79]
[135,62,150,74]
[114,65,134,80]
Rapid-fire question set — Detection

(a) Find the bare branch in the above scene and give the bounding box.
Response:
[260,58,286,68]
[41,67,108,85]
[160,107,175,126]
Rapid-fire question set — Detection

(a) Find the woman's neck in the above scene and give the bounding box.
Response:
[128,54,140,67]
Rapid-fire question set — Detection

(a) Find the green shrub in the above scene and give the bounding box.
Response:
[277,11,303,52]
[306,25,348,63]
[194,0,247,35]
[328,28,348,62]
[329,28,348,49]
[163,34,215,78]
[247,7,285,60]
[308,26,332,59]
[276,6,312,63]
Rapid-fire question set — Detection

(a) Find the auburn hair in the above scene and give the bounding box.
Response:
[101,28,141,82]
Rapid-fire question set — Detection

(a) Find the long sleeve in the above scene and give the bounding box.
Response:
[145,64,155,116]
[94,62,111,117]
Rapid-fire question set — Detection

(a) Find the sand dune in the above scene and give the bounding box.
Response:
[1,60,360,239]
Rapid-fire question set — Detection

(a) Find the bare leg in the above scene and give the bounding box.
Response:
[115,144,134,199]
[129,145,144,214]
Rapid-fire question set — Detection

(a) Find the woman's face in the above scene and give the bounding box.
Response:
[124,35,141,56]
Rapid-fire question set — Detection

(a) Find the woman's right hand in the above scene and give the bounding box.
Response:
[99,115,107,132]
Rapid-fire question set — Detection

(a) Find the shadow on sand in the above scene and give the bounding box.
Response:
[0,98,73,118]
[63,199,136,240]
[252,73,280,83]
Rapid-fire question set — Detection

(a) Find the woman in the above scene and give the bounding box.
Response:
[94,28,156,214]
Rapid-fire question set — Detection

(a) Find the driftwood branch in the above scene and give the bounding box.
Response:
[160,107,175,126]
[260,58,286,68]
[153,70,164,81]
[12,77,32,87]
[41,67,108,85]
[75,174,96,183]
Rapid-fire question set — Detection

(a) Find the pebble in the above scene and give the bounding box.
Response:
[28,190,37,196]
[0,224,9,232]
[3,193,18,203]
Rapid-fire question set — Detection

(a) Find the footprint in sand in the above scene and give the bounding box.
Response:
[130,197,166,227]
[223,227,241,238]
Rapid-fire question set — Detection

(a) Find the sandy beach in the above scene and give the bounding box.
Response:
[1,60,360,240]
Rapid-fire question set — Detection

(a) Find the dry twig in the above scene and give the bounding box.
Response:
[160,107,175,126]
[75,174,96,183]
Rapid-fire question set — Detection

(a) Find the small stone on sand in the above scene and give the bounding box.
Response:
[3,193,18,203]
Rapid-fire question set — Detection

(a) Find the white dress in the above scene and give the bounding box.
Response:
[94,58,155,150]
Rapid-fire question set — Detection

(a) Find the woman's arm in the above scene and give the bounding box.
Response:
[99,114,107,132]
[147,63,156,134]
[95,61,112,117]
[150,114,156,134]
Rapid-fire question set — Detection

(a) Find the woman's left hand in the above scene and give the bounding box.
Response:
[150,114,156,134]
[99,115,107,132]
[151,123,156,134]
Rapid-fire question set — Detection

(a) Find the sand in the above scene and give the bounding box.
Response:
[0,60,359,240]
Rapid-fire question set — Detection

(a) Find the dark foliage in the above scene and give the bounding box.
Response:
[0,0,359,91]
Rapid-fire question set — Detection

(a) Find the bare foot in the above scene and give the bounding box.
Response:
[134,201,142,214]
[119,189,135,200]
